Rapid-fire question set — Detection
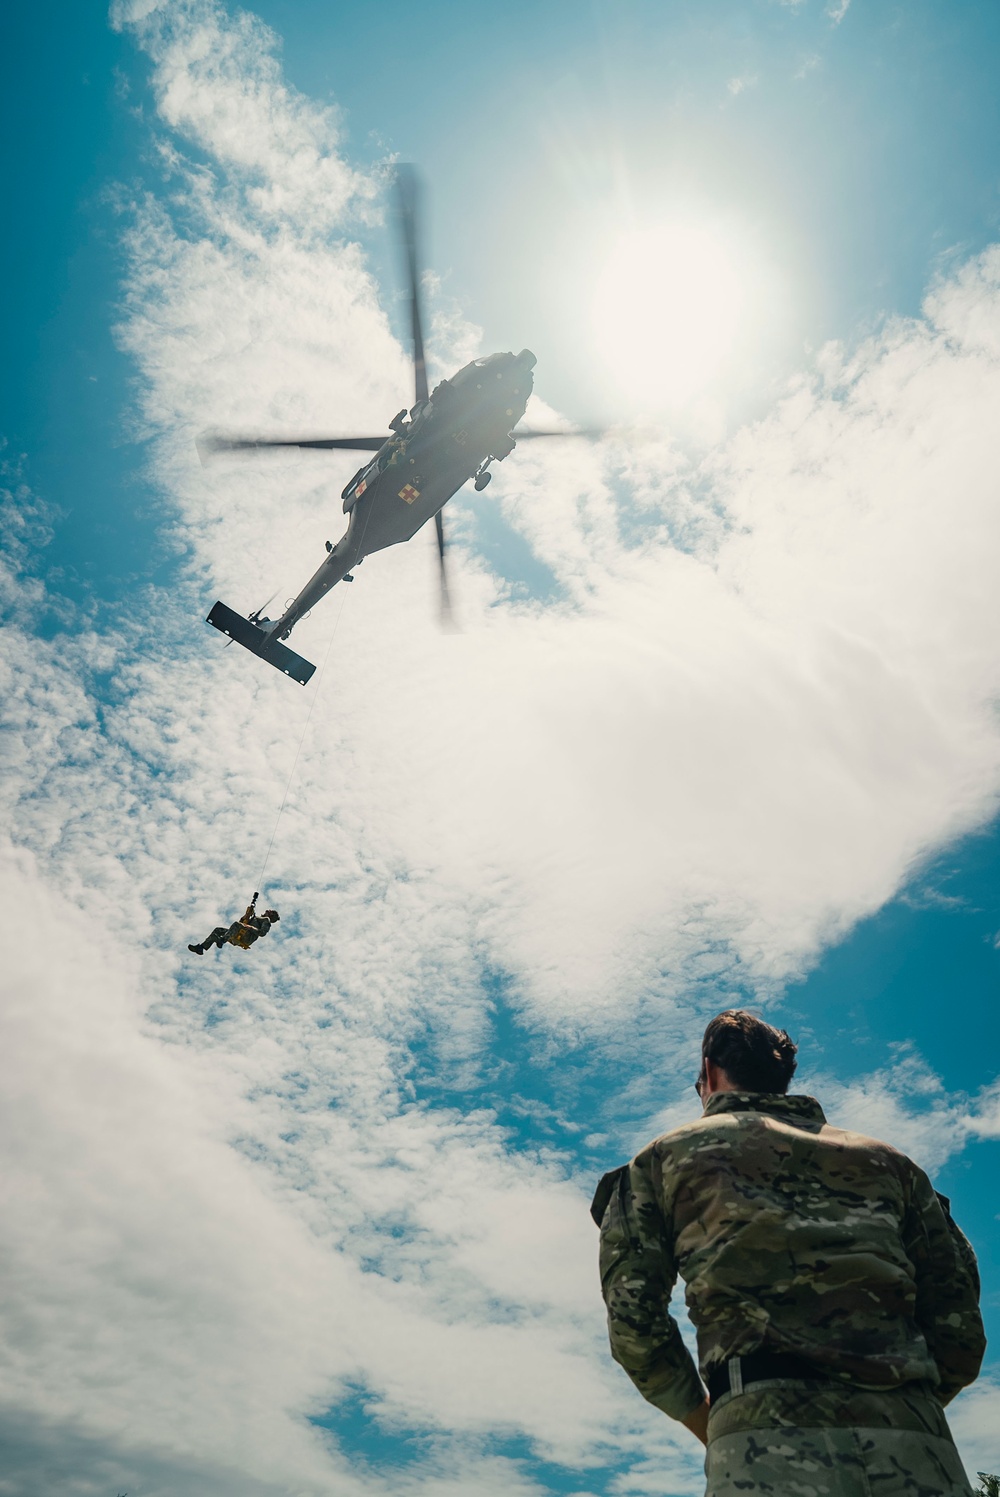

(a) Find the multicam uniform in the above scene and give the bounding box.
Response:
[593,1093,984,1497]
[200,906,275,952]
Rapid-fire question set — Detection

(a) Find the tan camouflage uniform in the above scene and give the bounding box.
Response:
[594,1093,985,1496]
[198,907,274,952]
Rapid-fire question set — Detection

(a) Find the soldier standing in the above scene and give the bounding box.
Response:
[592,1009,984,1497]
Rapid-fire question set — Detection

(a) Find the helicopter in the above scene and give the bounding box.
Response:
[200,166,601,685]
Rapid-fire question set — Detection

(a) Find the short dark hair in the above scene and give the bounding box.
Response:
[702,1009,798,1093]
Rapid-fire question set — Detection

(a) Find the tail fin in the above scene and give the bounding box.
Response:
[207,601,316,685]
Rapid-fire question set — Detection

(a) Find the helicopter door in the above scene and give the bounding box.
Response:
[343,459,379,513]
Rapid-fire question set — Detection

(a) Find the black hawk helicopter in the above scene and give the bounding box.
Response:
[200,166,600,685]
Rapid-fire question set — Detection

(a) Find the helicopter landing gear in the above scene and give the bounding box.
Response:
[474,469,492,492]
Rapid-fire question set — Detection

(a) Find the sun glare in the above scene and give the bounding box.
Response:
[593,221,751,409]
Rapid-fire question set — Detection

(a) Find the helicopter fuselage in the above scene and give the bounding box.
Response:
[259,348,535,644]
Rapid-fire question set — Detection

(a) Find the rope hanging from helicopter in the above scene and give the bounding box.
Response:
[187,486,384,959]
[253,486,381,898]
[252,585,348,896]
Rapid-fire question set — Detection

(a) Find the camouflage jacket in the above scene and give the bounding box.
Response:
[227,907,271,950]
[593,1093,985,1423]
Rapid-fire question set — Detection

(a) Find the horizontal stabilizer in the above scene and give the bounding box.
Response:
[207,601,316,685]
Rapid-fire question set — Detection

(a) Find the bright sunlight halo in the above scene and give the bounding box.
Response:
[592,221,749,409]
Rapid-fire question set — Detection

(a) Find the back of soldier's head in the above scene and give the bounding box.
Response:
[702,1009,798,1093]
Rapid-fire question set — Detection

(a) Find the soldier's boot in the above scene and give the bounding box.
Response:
[188,944,204,955]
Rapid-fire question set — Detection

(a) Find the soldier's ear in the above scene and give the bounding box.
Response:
[702,1059,725,1098]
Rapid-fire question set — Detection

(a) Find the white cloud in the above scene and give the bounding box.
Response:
[1,828,685,1492]
[2,0,1000,1490]
[945,1378,1000,1483]
[808,1055,976,1174]
[966,1078,1000,1142]
[640,1052,999,1178]
[110,0,374,233]
[0,840,362,1494]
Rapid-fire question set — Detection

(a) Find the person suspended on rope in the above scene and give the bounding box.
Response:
[188,893,280,955]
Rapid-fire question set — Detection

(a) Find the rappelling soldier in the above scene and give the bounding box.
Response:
[188,893,280,955]
[592,1009,984,1497]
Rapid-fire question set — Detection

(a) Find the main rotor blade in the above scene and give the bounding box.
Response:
[510,427,608,440]
[395,164,429,408]
[434,509,454,628]
[198,433,385,463]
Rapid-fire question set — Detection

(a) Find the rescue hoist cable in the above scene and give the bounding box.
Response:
[253,581,350,896]
[253,492,381,897]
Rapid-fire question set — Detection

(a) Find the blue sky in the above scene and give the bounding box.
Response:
[2,2,999,1494]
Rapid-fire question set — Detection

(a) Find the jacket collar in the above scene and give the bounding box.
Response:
[701,1092,827,1130]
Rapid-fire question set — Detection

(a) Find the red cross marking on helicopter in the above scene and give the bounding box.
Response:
[398,483,420,504]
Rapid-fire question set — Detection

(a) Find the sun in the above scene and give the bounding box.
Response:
[592,220,752,409]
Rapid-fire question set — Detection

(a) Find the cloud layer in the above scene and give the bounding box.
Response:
[1,0,998,1491]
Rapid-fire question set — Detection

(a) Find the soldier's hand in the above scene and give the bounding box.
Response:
[681,1398,710,1446]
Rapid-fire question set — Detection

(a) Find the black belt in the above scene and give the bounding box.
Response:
[706,1350,830,1405]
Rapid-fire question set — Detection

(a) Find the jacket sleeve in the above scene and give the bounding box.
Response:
[595,1154,706,1422]
[902,1172,985,1404]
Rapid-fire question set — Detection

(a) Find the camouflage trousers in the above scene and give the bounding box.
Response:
[704,1381,974,1497]
[201,921,266,951]
[201,926,236,950]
